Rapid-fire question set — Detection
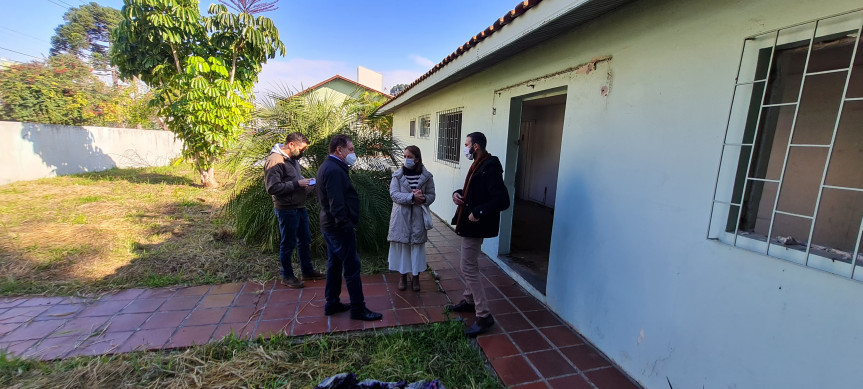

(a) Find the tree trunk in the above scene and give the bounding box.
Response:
[111,67,119,87]
[155,116,170,131]
[199,165,219,189]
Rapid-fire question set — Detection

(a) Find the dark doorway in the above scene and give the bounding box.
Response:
[501,93,566,295]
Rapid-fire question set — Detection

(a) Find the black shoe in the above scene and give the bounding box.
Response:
[465,315,494,337]
[301,270,326,281]
[446,300,476,313]
[281,276,304,289]
[324,302,351,316]
[350,307,383,321]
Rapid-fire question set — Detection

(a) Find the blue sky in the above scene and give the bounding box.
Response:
[0,0,519,94]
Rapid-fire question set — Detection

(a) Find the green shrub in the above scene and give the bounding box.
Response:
[223,91,401,256]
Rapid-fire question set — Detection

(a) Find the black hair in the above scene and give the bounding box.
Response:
[329,134,352,153]
[285,131,309,145]
[466,132,487,150]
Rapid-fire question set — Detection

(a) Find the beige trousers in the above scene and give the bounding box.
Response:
[461,237,490,318]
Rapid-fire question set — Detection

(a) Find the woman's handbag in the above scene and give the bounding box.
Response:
[421,205,434,230]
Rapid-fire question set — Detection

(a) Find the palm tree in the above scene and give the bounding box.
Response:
[222,88,400,257]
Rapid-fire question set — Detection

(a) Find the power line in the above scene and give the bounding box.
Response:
[0,46,43,60]
[45,0,68,9]
[0,27,51,44]
[54,0,77,7]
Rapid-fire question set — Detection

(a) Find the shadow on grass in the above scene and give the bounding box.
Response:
[98,196,390,293]
[0,173,390,297]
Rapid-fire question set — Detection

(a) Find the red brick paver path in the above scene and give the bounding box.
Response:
[0,218,641,388]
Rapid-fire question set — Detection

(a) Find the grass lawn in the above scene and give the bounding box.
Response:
[0,321,502,388]
[0,165,386,297]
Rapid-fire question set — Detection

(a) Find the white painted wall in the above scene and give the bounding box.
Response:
[357,66,383,92]
[389,0,863,387]
[1,121,182,185]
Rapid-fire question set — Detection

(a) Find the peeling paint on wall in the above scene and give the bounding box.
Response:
[494,55,613,94]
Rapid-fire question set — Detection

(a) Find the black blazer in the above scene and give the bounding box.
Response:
[316,156,359,233]
[451,156,510,238]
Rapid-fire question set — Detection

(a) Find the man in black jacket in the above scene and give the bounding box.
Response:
[446,132,510,337]
[265,132,325,289]
[316,134,382,321]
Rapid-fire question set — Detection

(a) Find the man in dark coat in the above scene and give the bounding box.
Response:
[316,134,382,321]
[446,131,510,337]
[264,132,325,289]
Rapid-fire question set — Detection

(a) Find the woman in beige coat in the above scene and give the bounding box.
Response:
[387,146,436,291]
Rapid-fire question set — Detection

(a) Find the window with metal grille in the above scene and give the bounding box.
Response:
[409,119,416,137]
[419,114,431,138]
[436,108,462,164]
[709,9,863,280]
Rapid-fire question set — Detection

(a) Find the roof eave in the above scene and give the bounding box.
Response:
[378,0,634,114]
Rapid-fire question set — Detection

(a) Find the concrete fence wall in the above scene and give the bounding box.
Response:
[0,121,183,185]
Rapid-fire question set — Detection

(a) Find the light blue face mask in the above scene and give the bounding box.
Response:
[404,158,415,169]
[345,153,357,166]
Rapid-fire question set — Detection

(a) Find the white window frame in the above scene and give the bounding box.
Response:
[435,108,463,166]
[418,114,431,138]
[708,9,863,281]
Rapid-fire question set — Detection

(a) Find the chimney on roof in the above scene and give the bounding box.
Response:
[357,66,383,92]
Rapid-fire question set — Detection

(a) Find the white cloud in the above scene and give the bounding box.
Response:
[254,58,353,99]
[409,54,435,69]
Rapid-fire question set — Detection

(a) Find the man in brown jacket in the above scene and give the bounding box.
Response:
[265,132,325,288]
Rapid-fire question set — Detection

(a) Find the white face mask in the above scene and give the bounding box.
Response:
[345,152,357,166]
[404,158,415,169]
[463,145,474,160]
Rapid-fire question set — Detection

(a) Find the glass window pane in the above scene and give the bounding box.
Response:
[825,101,863,189]
[776,147,828,216]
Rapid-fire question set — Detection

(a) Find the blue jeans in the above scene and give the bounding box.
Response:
[274,208,314,279]
[322,228,366,314]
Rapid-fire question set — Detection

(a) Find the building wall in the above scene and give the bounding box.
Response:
[0,121,182,185]
[389,0,863,387]
[306,79,372,104]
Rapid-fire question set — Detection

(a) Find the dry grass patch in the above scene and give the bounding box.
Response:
[0,165,294,296]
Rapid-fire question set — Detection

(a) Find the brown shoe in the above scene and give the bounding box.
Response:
[397,274,407,291]
[281,276,304,289]
[411,275,420,292]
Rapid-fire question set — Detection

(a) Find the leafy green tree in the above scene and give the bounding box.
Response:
[389,83,408,96]
[111,0,285,188]
[223,91,399,257]
[50,2,122,79]
[0,55,98,125]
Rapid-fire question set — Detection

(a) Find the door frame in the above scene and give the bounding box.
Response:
[498,86,568,255]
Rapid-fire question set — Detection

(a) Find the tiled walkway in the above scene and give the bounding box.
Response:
[0,219,640,389]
